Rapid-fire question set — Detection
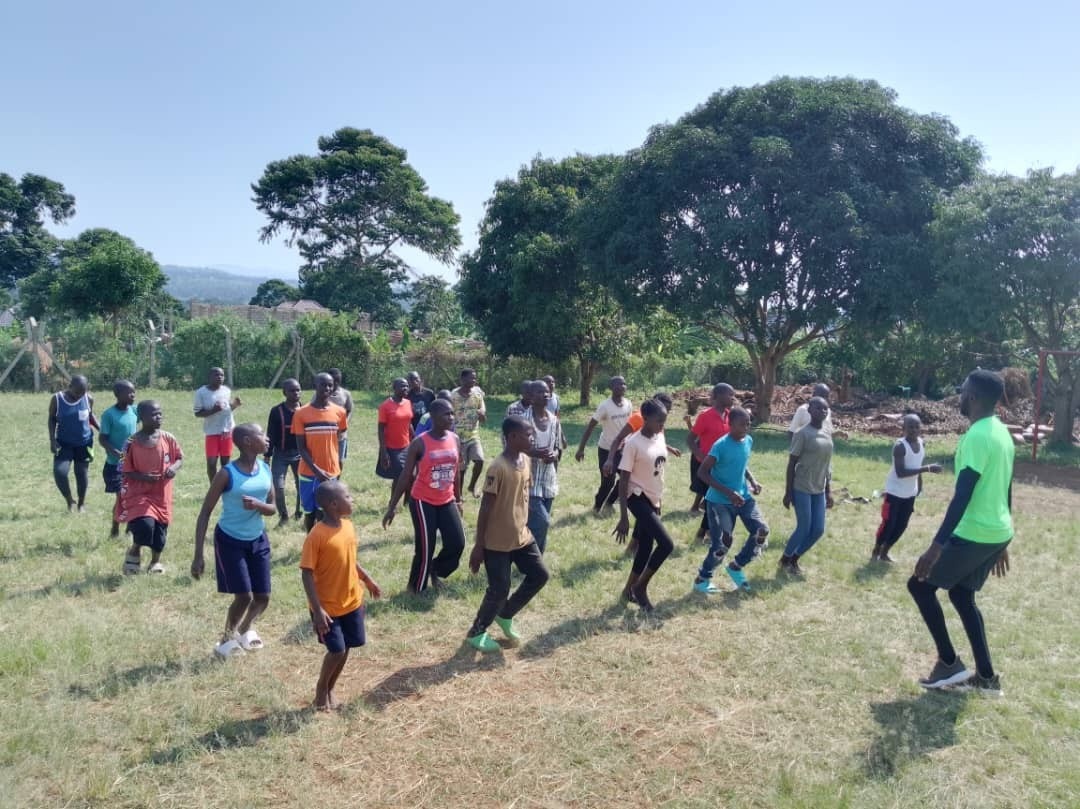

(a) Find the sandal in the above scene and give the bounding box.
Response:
[238,629,264,651]
[123,553,141,575]
[214,636,246,658]
[147,562,165,574]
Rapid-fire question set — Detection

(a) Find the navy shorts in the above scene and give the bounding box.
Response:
[129,517,168,552]
[214,526,272,594]
[102,462,123,493]
[56,443,92,463]
[299,475,337,514]
[318,606,366,653]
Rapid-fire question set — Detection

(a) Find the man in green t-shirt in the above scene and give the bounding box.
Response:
[908,370,1014,696]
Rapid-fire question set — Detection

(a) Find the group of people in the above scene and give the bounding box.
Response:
[46,364,1015,705]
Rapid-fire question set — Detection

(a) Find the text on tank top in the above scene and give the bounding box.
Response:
[411,432,459,505]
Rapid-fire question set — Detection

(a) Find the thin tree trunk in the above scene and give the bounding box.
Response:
[578,354,595,407]
[751,351,781,425]
[1050,361,1078,445]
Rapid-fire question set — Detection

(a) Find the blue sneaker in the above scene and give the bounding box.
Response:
[693,579,721,594]
[726,566,751,591]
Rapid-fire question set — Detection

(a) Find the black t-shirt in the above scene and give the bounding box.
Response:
[407,388,436,427]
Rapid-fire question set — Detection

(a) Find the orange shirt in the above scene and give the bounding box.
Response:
[119,432,183,525]
[292,403,348,478]
[377,397,414,449]
[300,518,363,617]
[626,412,644,433]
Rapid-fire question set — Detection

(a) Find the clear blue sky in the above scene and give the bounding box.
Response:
[3,0,1077,282]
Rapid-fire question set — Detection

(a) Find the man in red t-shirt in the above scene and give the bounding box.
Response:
[377,378,414,487]
[687,383,735,539]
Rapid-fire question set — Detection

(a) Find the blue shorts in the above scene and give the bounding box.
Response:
[318,606,366,653]
[214,526,272,594]
[298,475,337,514]
[102,462,123,494]
[129,517,168,552]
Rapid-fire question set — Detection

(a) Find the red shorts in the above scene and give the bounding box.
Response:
[205,433,234,458]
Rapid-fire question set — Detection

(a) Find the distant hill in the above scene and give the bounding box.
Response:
[162,265,298,305]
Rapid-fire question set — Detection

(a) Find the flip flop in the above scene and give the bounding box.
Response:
[147,562,165,574]
[123,553,141,575]
[214,637,246,658]
[238,629,264,651]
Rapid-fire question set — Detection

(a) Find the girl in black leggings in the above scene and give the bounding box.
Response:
[613,399,672,612]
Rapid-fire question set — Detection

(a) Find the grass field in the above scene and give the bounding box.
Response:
[1,387,1078,808]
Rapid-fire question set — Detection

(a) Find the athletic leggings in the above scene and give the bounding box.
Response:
[907,576,995,678]
[627,493,674,574]
[408,498,466,592]
[594,448,618,510]
[54,455,89,504]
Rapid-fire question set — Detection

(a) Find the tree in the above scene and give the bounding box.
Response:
[252,128,461,319]
[405,274,468,333]
[249,278,301,308]
[0,172,76,289]
[583,77,981,422]
[459,154,634,405]
[932,169,1080,443]
[24,229,166,336]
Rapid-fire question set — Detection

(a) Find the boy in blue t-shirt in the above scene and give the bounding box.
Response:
[692,408,769,592]
[98,380,138,537]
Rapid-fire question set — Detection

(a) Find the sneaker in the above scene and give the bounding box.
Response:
[726,566,751,591]
[467,632,500,653]
[955,673,1003,697]
[692,579,721,595]
[918,657,970,689]
[494,616,521,644]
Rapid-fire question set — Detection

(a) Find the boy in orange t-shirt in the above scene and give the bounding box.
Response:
[300,480,381,711]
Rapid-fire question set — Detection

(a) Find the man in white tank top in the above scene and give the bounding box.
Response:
[872,414,942,562]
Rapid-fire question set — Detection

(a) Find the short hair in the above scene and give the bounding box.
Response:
[812,383,831,399]
[407,371,421,381]
[136,400,159,420]
[70,375,89,390]
[729,407,751,424]
[281,377,300,392]
[502,415,531,438]
[641,398,667,419]
[316,479,348,510]
[392,377,408,389]
[313,371,333,386]
[609,375,626,386]
[113,379,134,396]
[435,389,452,401]
[652,392,673,411]
[519,379,534,394]
[327,368,343,383]
[712,383,734,398]
[429,399,452,417]
[460,368,475,378]
[529,380,549,396]
[232,422,260,444]
[902,413,922,428]
[966,369,1004,407]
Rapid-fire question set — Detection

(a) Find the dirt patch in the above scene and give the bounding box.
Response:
[1013,460,1080,493]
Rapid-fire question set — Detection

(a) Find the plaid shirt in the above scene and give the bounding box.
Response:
[526,408,562,499]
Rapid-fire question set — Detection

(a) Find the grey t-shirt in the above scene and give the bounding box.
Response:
[790,425,833,494]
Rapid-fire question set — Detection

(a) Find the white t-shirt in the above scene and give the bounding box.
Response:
[193,385,234,435]
[592,397,633,451]
[884,437,925,499]
[619,430,667,508]
[788,404,834,437]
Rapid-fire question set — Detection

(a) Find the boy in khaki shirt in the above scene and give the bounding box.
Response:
[466,416,550,652]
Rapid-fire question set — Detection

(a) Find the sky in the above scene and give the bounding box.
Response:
[3,0,1078,283]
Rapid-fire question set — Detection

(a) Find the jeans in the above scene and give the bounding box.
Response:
[468,542,549,636]
[783,489,826,557]
[527,496,554,554]
[698,498,769,579]
[270,451,301,519]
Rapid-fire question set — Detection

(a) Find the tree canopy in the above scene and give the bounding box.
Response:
[0,172,76,288]
[932,169,1080,442]
[249,278,301,308]
[583,77,982,420]
[252,128,461,321]
[460,154,633,404]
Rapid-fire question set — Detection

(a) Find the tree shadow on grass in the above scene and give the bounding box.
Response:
[7,572,125,601]
[862,690,970,779]
[852,560,892,584]
[69,656,221,699]
[147,707,314,764]
[361,644,506,711]
[556,555,626,589]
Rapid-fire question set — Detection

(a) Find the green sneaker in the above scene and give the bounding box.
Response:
[494,616,521,644]
[467,632,500,653]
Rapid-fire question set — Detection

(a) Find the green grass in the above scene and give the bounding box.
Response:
[1,389,1077,808]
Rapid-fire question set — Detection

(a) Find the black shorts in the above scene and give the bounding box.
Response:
[928,536,1010,591]
[129,517,168,552]
[689,456,707,496]
[56,444,92,463]
[317,606,366,653]
[102,462,123,493]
